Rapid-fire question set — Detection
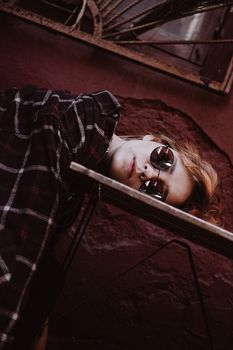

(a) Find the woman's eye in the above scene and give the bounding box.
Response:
[153,191,163,200]
[139,180,152,192]
[149,180,165,200]
[139,180,165,201]
[145,180,151,188]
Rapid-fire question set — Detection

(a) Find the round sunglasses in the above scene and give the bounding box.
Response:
[139,145,175,201]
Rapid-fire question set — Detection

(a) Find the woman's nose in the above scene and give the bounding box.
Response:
[140,163,158,180]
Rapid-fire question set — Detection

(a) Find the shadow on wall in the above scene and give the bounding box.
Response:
[49,98,233,350]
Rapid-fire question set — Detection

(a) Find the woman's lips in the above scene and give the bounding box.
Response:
[128,157,135,178]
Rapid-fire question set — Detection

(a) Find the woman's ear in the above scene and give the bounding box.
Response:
[142,134,154,142]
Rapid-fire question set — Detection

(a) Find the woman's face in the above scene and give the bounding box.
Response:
[109,135,194,207]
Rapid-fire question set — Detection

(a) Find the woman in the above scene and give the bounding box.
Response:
[107,133,218,223]
[0,86,218,349]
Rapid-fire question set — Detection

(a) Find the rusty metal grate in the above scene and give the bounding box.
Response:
[1,0,233,93]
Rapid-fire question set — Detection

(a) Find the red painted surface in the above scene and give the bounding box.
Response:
[0,13,233,350]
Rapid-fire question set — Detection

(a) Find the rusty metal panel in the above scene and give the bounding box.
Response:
[0,0,233,93]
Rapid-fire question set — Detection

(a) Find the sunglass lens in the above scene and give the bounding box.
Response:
[150,146,174,170]
[140,179,164,200]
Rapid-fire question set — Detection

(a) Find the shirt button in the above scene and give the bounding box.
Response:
[112,113,118,118]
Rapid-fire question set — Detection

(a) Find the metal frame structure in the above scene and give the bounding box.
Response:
[0,0,233,93]
[69,162,233,260]
[49,162,233,349]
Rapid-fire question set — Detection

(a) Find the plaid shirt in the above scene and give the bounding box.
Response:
[0,86,120,348]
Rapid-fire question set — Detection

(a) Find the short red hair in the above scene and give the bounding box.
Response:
[151,134,220,224]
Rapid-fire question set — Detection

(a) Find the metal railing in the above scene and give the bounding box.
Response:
[54,162,233,350]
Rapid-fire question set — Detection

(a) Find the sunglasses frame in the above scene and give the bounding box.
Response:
[140,145,175,200]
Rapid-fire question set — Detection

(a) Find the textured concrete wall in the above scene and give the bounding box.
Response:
[0,13,233,350]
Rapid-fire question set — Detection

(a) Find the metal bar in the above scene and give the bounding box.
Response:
[222,59,233,93]
[102,239,215,349]
[52,238,175,324]
[70,163,233,259]
[99,0,112,11]
[175,240,214,350]
[103,0,141,23]
[41,0,73,13]
[100,0,113,12]
[104,3,229,34]
[62,191,98,272]
[71,0,87,30]
[113,38,233,45]
[64,6,79,26]
[52,239,214,350]
[105,1,170,32]
[102,240,176,288]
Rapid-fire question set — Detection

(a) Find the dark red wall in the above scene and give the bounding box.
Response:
[1,13,233,350]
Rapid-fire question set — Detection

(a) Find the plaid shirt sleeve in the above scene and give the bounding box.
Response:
[0,86,120,348]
